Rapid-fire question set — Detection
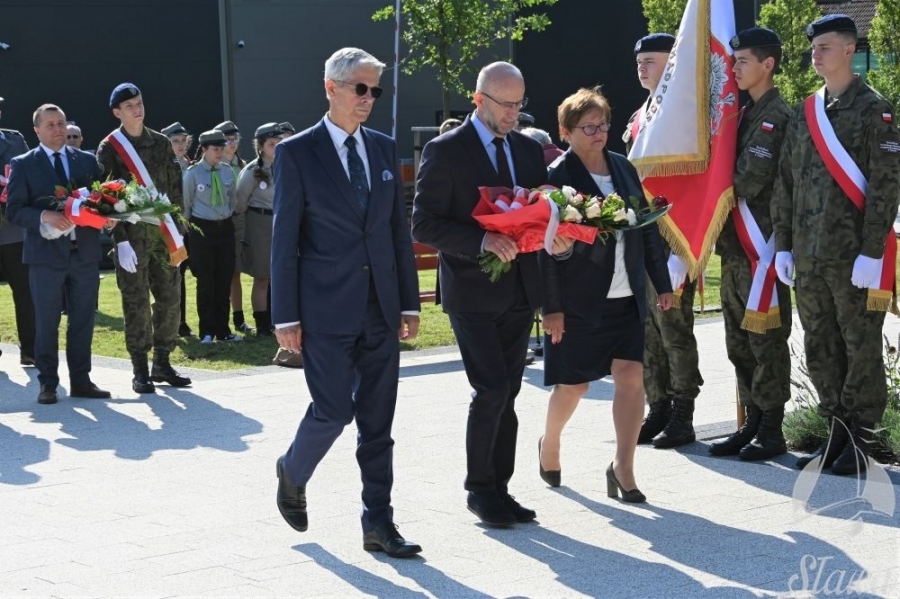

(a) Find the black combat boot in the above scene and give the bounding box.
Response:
[234,310,255,335]
[131,354,156,394]
[709,405,762,456]
[653,397,696,449]
[150,349,192,387]
[638,400,672,444]
[739,407,787,461]
[253,311,273,337]
[796,417,850,470]
[830,421,875,475]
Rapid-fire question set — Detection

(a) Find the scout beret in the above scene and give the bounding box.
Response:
[730,27,781,50]
[634,33,675,55]
[214,120,240,135]
[254,122,283,139]
[161,122,188,137]
[279,122,295,134]
[109,82,141,108]
[806,14,857,41]
[198,129,227,146]
[517,112,535,126]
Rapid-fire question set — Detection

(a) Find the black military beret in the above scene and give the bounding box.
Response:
[254,122,283,140]
[634,33,675,55]
[109,82,141,108]
[517,112,535,126]
[214,120,240,135]
[161,122,188,137]
[730,27,781,51]
[279,121,295,134]
[806,14,857,41]
[198,129,227,146]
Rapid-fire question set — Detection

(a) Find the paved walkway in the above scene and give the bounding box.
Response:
[1,315,898,598]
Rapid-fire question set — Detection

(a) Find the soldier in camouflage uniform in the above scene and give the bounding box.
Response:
[623,33,704,449]
[97,83,191,394]
[709,28,793,461]
[772,15,900,475]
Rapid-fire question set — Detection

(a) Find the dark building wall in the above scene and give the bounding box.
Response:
[0,0,221,153]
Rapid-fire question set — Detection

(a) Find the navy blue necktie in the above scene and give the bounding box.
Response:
[53,151,68,186]
[492,137,514,188]
[344,135,369,212]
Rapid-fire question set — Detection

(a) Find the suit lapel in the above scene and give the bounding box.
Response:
[460,118,503,186]
[361,128,388,225]
[36,147,60,187]
[311,120,365,222]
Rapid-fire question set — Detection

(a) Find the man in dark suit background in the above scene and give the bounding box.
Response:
[6,104,110,404]
[412,62,574,527]
[0,95,36,366]
[271,47,422,558]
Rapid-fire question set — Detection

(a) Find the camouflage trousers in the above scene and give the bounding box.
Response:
[795,257,887,425]
[114,229,181,357]
[644,274,703,403]
[721,256,792,411]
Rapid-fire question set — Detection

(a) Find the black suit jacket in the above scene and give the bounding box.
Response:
[6,146,104,264]
[0,128,29,243]
[539,149,671,323]
[411,116,547,313]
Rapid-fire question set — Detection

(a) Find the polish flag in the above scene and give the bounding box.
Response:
[628,0,738,280]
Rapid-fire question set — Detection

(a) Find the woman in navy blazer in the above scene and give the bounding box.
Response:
[537,88,673,502]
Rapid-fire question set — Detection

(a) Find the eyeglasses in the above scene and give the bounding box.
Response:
[225,138,239,145]
[334,80,383,99]
[67,134,81,139]
[479,91,529,111]
[573,122,611,135]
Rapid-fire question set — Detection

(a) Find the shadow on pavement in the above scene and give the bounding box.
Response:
[293,543,427,598]
[557,487,876,596]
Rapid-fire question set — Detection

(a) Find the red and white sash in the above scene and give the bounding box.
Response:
[732,200,781,332]
[105,131,188,267]
[804,88,897,312]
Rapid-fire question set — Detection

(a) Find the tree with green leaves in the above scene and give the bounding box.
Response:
[759,0,821,106]
[373,0,559,120]
[868,0,900,108]
[642,0,688,35]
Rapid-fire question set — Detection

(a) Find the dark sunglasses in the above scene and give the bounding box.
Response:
[334,80,383,99]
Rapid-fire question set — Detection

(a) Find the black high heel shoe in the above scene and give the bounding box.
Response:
[606,463,646,503]
[538,437,561,487]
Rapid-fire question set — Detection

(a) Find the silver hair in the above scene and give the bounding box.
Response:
[324,47,386,82]
[520,127,551,146]
[475,61,523,93]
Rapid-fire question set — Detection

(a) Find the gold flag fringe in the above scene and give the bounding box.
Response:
[672,287,683,309]
[867,289,897,314]
[169,246,188,268]
[633,158,710,180]
[741,307,782,334]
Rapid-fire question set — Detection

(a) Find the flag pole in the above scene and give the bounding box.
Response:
[391,0,401,141]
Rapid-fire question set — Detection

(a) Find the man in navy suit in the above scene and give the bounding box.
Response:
[271,47,421,557]
[6,104,110,404]
[412,62,573,527]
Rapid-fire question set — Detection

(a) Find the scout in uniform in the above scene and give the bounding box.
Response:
[97,83,192,394]
[709,28,793,461]
[623,33,704,449]
[162,121,194,339]
[183,130,240,343]
[772,15,900,474]
[279,122,295,139]
[214,120,253,336]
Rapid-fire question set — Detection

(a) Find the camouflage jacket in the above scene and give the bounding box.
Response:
[771,76,900,261]
[717,87,792,257]
[96,125,184,244]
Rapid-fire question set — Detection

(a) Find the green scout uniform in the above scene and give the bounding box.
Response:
[624,104,703,406]
[717,87,793,411]
[234,158,274,279]
[771,76,900,425]
[97,125,185,357]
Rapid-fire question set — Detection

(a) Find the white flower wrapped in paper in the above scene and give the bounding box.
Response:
[585,200,602,219]
[562,205,583,223]
[613,208,628,222]
[625,209,638,226]
[561,186,577,201]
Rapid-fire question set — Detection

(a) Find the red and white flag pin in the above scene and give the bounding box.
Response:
[761,121,774,132]
[883,112,893,123]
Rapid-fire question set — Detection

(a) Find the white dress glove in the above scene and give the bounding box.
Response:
[667,254,688,290]
[851,254,881,289]
[774,251,795,287]
[116,241,139,273]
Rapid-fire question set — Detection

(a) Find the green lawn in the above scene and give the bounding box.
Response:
[0,251,769,372]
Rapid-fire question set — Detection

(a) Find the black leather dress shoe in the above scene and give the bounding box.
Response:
[363,522,422,558]
[132,374,156,394]
[276,456,308,532]
[467,491,516,527]
[38,385,58,405]
[501,494,536,522]
[20,355,35,366]
[70,382,112,399]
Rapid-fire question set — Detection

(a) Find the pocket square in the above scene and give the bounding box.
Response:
[382,169,394,181]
